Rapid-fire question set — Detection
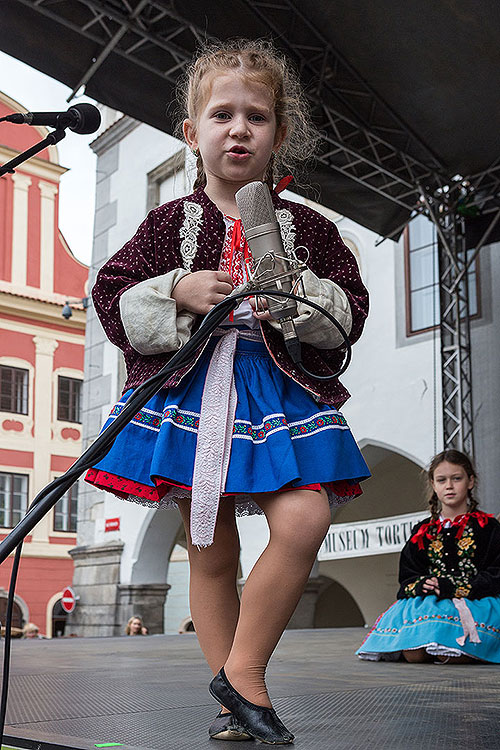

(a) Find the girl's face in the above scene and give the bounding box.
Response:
[183,70,285,194]
[431,461,474,516]
[130,618,142,634]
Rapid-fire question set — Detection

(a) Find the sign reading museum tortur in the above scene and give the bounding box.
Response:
[318,512,428,561]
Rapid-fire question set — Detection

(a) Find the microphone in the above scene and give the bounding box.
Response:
[0,104,102,135]
[235,181,303,361]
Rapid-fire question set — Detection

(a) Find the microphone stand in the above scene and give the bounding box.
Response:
[0,293,241,563]
[0,291,242,747]
[0,129,67,176]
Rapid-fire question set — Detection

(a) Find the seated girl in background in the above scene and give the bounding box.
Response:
[357,450,500,663]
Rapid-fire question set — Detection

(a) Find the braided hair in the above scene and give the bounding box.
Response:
[427,449,478,520]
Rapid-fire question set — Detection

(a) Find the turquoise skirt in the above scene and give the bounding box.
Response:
[357,595,500,663]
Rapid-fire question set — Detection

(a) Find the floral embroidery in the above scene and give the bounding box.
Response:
[179,201,203,271]
[109,403,162,431]
[404,580,419,597]
[276,208,296,258]
[108,401,347,445]
[289,412,347,438]
[457,535,475,554]
[219,218,251,286]
[163,407,199,432]
[424,519,479,598]
[430,539,443,554]
[234,415,288,441]
[371,612,500,636]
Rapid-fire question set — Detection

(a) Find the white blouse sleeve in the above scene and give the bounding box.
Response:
[119,268,197,355]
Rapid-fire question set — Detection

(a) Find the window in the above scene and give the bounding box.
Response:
[0,472,28,528]
[0,597,23,632]
[406,215,478,334]
[57,376,82,423]
[54,482,78,532]
[52,599,68,637]
[147,151,187,211]
[0,365,28,414]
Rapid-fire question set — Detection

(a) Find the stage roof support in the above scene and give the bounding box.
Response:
[3,0,500,456]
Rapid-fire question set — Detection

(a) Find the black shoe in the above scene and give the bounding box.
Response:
[209,668,294,745]
[208,710,253,741]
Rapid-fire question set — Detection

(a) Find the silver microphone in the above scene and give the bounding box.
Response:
[235,181,303,359]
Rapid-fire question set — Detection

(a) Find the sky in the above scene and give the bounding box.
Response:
[0,51,98,265]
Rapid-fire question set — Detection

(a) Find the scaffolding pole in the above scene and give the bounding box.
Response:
[437,210,474,456]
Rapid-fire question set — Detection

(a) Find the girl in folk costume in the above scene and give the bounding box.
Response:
[357,450,500,664]
[87,39,369,743]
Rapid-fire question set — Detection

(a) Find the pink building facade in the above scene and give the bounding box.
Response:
[0,91,88,636]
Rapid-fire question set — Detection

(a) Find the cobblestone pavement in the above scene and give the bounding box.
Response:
[3,627,500,749]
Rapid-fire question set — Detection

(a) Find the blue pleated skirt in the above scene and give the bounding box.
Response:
[357,595,500,663]
[86,333,370,517]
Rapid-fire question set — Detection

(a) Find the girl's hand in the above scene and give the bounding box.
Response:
[172,271,233,314]
[249,295,273,321]
[422,576,440,595]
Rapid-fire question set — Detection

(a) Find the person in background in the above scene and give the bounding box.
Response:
[357,449,500,664]
[22,623,43,639]
[125,615,148,636]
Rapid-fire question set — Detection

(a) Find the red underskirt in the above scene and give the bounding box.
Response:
[85,468,362,503]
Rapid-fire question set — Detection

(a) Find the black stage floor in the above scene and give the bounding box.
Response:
[3,628,500,750]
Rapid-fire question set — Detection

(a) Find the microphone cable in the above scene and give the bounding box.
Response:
[0,287,349,744]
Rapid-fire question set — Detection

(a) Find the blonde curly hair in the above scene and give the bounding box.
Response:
[177,38,319,189]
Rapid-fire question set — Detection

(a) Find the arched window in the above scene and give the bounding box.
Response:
[52,599,67,638]
[0,595,23,636]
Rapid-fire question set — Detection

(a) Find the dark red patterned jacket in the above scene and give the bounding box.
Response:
[92,188,369,406]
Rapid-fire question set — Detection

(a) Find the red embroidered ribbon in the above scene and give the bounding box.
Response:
[411,511,494,550]
[225,218,251,322]
[274,175,293,194]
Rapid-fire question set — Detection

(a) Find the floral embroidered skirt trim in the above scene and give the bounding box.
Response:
[85,335,370,520]
[356,595,500,663]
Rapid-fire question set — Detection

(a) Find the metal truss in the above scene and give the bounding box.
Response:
[15,0,499,220]
[14,0,500,455]
[14,0,204,98]
[420,187,500,456]
[240,0,447,214]
[438,225,474,456]
[428,199,475,456]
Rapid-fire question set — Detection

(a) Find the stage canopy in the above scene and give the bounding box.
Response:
[3,0,500,239]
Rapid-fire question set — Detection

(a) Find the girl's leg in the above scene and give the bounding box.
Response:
[435,654,478,664]
[177,497,241,678]
[402,648,434,663]
[223,487,332,708]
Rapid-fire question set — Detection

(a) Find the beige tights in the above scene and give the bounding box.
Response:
[178,488,331,709]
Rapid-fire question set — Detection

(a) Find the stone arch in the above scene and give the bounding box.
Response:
[0,589,29,634]
[334,440,427,525]
[119,507,184,634]
[319,442,426,627]
[178,616,195,634]
[45,590,63,638]
[129,506,183,584]
[314,576,364,627]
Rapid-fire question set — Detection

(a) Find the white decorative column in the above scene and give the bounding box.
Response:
[31,336,58,541]
[39,181,58,294]
[11,173,32,286]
